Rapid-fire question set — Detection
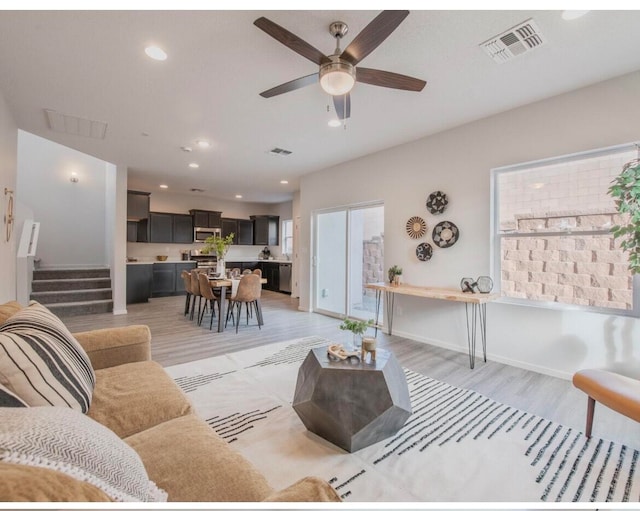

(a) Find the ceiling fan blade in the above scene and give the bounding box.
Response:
[259,73,318,98]
[333,93,351,121]
[340,10,409,66]
[356,67,426,92]
[254,17,330,66]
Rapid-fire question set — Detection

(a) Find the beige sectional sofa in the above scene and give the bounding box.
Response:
[0,301,340,502]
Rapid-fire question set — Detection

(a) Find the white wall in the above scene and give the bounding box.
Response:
[126,189,291,261]
[17,131,109,268]
[299,70,640,380]
[0,89,17,302]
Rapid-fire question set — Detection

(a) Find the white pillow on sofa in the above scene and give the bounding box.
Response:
[0,406,167,502]
[0,301,95,412]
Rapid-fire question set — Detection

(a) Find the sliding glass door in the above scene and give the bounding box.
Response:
[314,203,384,321]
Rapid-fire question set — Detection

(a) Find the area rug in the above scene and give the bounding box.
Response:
[165,336,640,503]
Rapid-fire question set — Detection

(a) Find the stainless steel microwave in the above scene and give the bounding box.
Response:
[193,227,222,243]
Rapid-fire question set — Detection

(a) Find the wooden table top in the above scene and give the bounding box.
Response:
[208,276,267,287]
[365,282,499,304]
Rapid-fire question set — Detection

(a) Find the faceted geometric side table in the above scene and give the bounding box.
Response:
[292,347,412,453]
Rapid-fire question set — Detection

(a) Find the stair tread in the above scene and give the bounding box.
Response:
[31,288,112,296]
[47,299,114,307]
[33,277,111,282]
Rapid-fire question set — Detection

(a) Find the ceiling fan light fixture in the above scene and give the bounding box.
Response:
[319,60,355,96]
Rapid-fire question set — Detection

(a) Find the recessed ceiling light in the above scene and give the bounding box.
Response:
[181,146,192,152]
[159,184,168,189]
[280,180,289,184]
[144,45,167,61]
[141,132,149,137]
[328,119,342,128]
[196,140,210,148]
[235,194,243,199]
[188,163,199,169]
[561,10,589,20]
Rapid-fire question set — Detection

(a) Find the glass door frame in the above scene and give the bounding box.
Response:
[312,200,384,320]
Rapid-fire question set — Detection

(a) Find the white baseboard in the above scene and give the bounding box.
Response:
[112,308,128,316]
[391,328,572,381]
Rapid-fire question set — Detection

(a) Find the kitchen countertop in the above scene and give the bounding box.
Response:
[126,260,196,265]
[126,259,291,265]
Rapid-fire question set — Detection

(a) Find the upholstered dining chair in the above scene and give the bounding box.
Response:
[242,269,252,275]
[252,268,262,277]
[198,272,220,330]
[180,270,192,316]
[189,270,203,322]
[225,273,262,333]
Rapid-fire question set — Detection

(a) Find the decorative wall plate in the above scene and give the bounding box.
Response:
[405,216,427,239]
[415,242,433,261]
[432,221,459,248]
[426,191,448,215]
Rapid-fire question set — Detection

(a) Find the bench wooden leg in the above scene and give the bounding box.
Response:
[586,396,595,438]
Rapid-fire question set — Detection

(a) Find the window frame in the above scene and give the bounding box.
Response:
[281,218,293,256]
[490,142,640,317]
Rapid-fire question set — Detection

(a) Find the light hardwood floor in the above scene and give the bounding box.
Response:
[62,290,640,450]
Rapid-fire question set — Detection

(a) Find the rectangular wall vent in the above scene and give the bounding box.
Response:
[480,18,546,64]
[44,109,108,139]
[269,147,292,156]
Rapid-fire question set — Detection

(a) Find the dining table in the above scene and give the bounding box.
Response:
[207,276,267,333]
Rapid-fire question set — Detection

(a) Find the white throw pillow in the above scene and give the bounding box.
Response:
[0,301,95,412]
[0,407,167,502]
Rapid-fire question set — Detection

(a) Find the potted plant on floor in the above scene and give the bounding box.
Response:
[608,158,640,274]
[339,317,374,350]
[202,233,234,276]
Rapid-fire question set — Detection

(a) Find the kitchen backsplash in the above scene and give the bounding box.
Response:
[127,242,282,262]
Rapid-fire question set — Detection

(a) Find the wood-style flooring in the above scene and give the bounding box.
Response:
[62,290,640,450]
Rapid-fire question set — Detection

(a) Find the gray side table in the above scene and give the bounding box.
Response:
[292,347,412,453]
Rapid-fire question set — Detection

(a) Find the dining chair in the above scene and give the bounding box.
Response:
[225,273,262,333]
[252,268,262,277]
[198,272,220,330]
[242,269,251,275]
[180,270,192,316]
[189,270,203,322]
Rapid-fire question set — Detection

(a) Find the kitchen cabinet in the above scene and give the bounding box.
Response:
[237,219,254,245]
[172,214,193,244]
[126,264,153,304]
[260,261,280,292]
[127,190,150,221]
[190,209,222,229]
[251,215,279,246]
[138,212,193,244]
[127,221,138,242]
[221,218,254,245]
[151,262,196,297]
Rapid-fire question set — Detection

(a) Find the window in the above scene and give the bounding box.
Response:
[491,142,639,315]
[282,219,293,255]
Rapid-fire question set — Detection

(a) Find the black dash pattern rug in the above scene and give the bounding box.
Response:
[165,337,639,502]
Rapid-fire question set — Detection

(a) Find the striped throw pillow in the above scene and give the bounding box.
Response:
[0,302,95,413]
[0,407,167,502]
[0,382,27,407]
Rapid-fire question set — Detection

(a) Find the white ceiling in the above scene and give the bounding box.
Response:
[0,9,639,203]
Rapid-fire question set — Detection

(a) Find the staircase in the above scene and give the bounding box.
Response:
[31,268,113,317]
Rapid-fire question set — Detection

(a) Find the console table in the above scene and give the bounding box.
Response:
[365,282,499,369]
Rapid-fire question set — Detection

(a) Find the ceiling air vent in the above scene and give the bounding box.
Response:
[190,188,205,193]
[44,109,108,139]
[480,18,546,64]
[269,147,292,156]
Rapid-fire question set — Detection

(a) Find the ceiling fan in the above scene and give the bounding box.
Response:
[253,10,426,121]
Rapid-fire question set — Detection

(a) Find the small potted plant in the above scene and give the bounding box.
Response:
[388,265,403,286]
[202,233,234,276]
[339,317,374,350]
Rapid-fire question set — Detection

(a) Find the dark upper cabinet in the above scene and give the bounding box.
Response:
[190,209,222,228]
[237,219,254,245]
[127,191,150,220]
[251,215,279,246]
[172,214,193,244]
[149,212,173,243]
[221,218,238,244]
[127,221,138,242]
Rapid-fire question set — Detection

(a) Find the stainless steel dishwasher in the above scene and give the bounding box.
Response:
[278,263,292,293]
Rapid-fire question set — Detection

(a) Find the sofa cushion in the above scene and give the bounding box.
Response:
[0,300,22,325]
[125,414,273,502]
[88,360,192,438]
[0,382,28,407]
[0,462,113,501]
[0,407,167,502]
[0,301,95,413]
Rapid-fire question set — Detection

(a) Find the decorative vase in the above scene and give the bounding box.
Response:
[217,257,226,277]
[393,275,400,286]
[352,333,363,349]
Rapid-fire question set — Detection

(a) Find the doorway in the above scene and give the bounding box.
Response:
[313,203,384,322]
